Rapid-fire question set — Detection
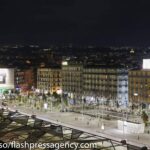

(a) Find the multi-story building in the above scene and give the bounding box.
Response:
[15,68,35,91]
[62,61,83,103]
[0,68,36,94]
[61,61,128,107]
[129,70,150,105]
[37,67,61,94]
[83,66,128,107]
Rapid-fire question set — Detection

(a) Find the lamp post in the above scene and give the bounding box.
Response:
[133,92,139,116]
[81,95,84,121]
[97,97,100,127]
[122,94,128,140]
[122,111,127,140]
[134,92,140,139]
[51,97,53,112]
[47,96,52,112]
[57,89,63,111]
[101,97,104,130]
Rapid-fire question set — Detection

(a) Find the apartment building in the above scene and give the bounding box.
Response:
[129,70,150,105]
[62,61,83,103]
[15,68,35,91]
[61,61,128,107]
[83,66,128,107]
[37,67,61,94]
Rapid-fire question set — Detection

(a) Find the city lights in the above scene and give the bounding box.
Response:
[143,59,150,69]
[0,1,150,149]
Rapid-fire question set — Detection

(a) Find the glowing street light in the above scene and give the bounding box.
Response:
[44,103,48,110]
[57,89,63,111]
[134,93,138,96]
[101,122,105,130]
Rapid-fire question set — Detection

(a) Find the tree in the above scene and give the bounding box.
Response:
[53,92,60,99]
[141,111,149,126]
[3,90,9,95]
[63,98,68,106]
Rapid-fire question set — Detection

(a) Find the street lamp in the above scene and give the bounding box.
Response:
[134,93,138,96]
[81,96,84,121]
[134,92,139,116]
[44,102,48,110]
[122,112,127,140]
[101,122,104,130]
[133,92,141,140]
[101,97,104,130]
[57,89,63,111]
[50,97,53,112]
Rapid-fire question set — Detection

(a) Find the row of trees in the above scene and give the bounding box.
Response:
[141,111,149,126]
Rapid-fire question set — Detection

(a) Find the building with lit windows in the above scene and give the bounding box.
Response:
[129,70,150,105]
[0,68,36,94]
[62,61,83,104]
[83,66,128,107]
[15,68,35,91]
[61,61,128,107]
[37,67,61,94]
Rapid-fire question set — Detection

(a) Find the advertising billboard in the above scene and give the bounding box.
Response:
[0,73,6,84]
[0,68,14,92]
[143,59,150,69]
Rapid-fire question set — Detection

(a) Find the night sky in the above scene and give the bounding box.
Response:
[0,0,150,46]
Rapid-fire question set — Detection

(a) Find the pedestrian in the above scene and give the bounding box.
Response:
[138,135,140,140]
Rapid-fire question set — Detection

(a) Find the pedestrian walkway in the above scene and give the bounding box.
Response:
[6,103,150,149]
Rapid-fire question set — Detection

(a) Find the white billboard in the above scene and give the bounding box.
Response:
[0,68,14,89]
[143,59,150,69]
[62,61,68,66]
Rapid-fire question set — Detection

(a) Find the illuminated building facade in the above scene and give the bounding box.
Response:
[15,68,35,91]
[129,70,150,104]
[83,67,128,107]
[62,61,128,107]
[37,67,61,94]
[62,62,83,103]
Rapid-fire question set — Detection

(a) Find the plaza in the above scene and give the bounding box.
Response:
[0,94,149,150]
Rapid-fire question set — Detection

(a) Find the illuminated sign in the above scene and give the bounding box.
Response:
[0,73,6,84]
[143,59,150,69]
[44,103,48,109]
[0,68,14,89]
[62,61,68,66]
